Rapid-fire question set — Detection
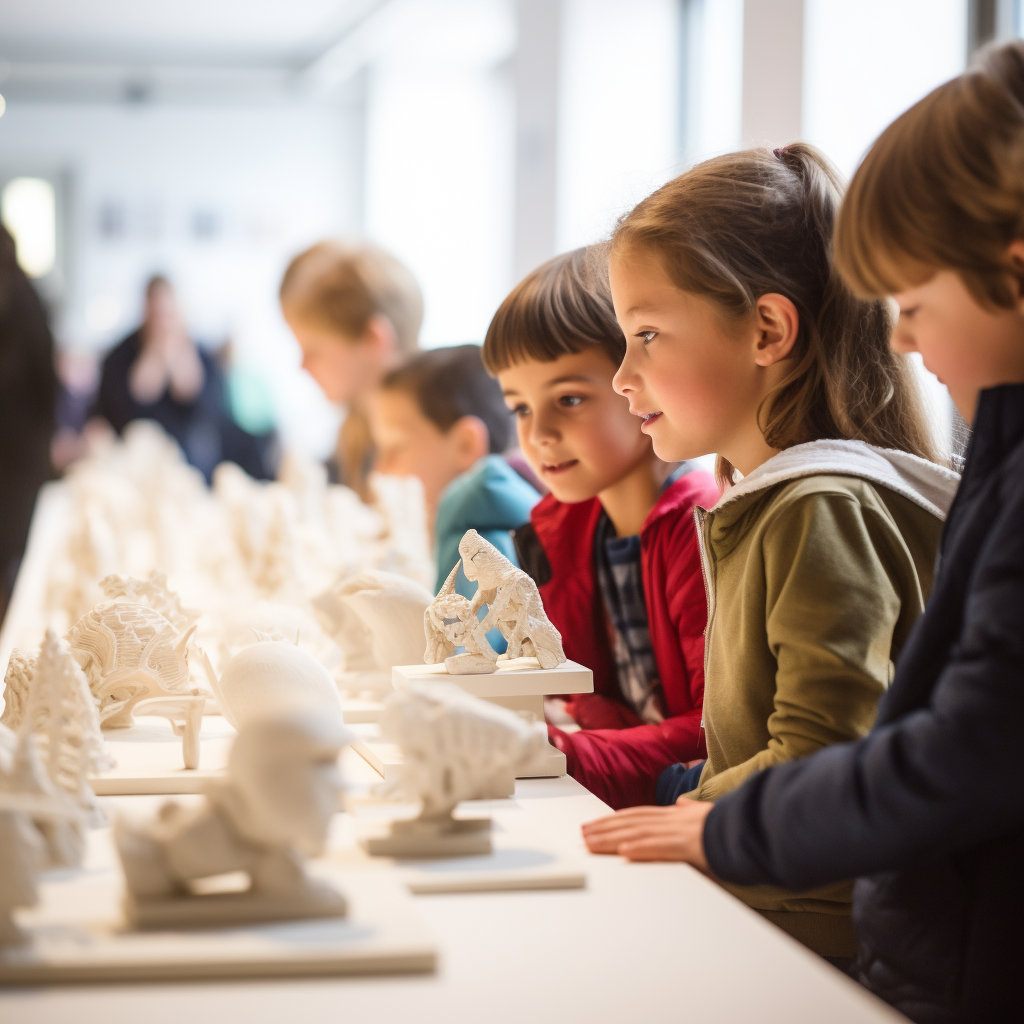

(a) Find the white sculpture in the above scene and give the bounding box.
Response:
[198,640,346,732]
[114,712,351,928]
[98,571,200,633]
[0,723,86,945]
[424,530,566,676]
[6,630,112,822]
[364,681,548,857]
[314,570,433,696]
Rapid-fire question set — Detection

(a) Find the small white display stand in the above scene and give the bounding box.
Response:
[88,714,237,795]
[342,802,587,895]
[0,830,436,985]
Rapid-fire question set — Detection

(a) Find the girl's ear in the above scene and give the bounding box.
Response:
[1005,240,1024,312]
[752,293,800,367]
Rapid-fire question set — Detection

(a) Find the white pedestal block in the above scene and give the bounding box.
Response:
[381,657,592,780]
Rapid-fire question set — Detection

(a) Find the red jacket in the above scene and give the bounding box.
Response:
[519,470,721,808]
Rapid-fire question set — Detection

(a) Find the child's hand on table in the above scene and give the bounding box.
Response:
[582,799,715,871]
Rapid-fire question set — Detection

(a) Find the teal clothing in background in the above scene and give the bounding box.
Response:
[434,454,540,654]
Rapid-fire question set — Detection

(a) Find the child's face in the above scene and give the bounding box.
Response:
[368,388,482,515]
[892,268,1024,424]
[286,316,385,405]
[609,251,767,465]
[497,349,651,503]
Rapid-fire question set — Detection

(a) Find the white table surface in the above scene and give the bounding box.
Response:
[0,483,904,1023]
[0,749,905,1024]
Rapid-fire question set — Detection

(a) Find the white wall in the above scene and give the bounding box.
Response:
[556,0,682,251]
[362,0,516,348]
[0,99,362,456]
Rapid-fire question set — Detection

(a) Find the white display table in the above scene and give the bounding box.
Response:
[0,749,906,1024]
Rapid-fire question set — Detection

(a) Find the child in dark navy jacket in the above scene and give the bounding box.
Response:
[583,43,1024,1024]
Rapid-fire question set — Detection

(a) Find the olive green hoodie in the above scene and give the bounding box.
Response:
[688,440,960,957]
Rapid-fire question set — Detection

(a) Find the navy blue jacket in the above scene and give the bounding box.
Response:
[704,384,1024,1024]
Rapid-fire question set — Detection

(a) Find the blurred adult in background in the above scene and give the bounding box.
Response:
[279,240,423,501]
[93,275,277,483]
[0,225,57,618]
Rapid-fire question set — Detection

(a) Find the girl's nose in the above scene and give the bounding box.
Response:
[890,323,918,355]
[612,350,638,396]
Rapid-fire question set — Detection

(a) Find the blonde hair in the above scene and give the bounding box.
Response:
[612,145,937,484]
[280,241,423,501]
[835,41,1024,309]
[279,240,423,352]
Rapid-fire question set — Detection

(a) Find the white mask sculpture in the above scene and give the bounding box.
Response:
[114,712,351,928]
[314,570,433,697]
[364,681,548,857]
[198,640,346,733]
[0,723,86,945]
[424,530,566,676]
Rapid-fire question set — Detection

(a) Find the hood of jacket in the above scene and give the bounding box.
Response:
[711,439,960,523]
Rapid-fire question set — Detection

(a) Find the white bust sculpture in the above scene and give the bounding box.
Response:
[198,640,346,732]
[364,681,548,857]
[114,711,351,927]
[423,530,566,676]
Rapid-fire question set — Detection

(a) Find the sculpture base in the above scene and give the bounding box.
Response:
[124,879,347,929]
[363,816,492,858]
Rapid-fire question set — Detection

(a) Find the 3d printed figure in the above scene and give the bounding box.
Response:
[364,681,548,857]
[423,530,566,675]
[0,723,86,945]
[5,630,112,822]
[114,712,351,928]
[314,570,433,696]
[198,639,346,732]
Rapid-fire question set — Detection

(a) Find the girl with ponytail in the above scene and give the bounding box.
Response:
[582,145,960,961]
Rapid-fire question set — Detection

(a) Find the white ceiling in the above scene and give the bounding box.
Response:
[0,0,374,68]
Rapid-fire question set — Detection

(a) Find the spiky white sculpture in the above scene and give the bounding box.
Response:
[364,681,548,857]
[12,630,112,822]
[424,530,566,675]
[0,723,86,945]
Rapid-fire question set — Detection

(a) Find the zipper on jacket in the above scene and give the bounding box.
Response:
[693,505,716,744]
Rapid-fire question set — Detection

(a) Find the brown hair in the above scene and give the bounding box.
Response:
[381,344,513,453]
[279,240,423,352]
[835,41,1024,309]
[612,144,937,483]
[482,246,625,373]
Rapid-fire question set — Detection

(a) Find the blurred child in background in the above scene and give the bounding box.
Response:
[279,241,422,500]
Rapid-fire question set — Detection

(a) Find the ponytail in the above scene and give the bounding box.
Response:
[612,144,938,485]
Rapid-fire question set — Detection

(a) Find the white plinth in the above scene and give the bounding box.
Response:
[374,658,593,781]
[0,830,436,984]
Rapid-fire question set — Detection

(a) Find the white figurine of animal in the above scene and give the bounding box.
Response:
[423,530,566,675]
[114,711,351,928]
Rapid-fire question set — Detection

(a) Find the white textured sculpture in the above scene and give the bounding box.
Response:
[114,712,351,928]
[7,630,112,822]
[365,681,548,857]
[424,530,566,676]
[314,570,433,696]
[0,723,86,945]
[199,640,346,732]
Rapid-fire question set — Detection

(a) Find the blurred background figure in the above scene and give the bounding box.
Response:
[92,275,277,483]
[0,224,57,617]
[279,241,423,499]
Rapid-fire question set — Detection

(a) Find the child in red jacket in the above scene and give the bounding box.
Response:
[482,246,720,808]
